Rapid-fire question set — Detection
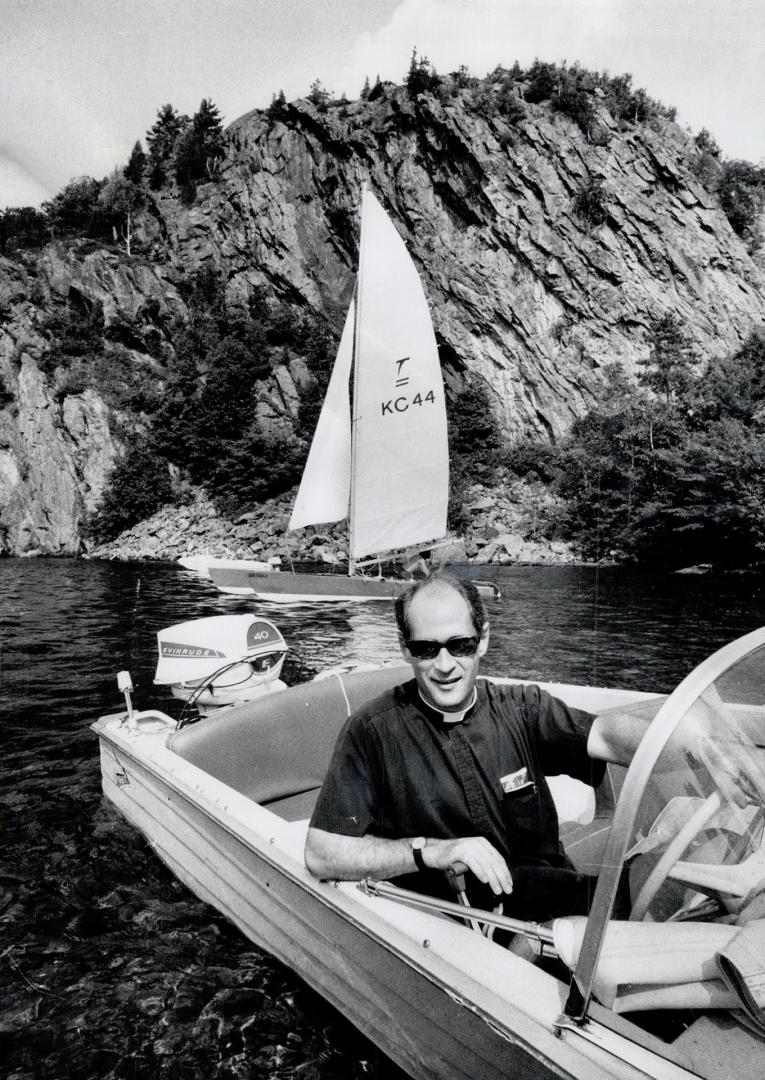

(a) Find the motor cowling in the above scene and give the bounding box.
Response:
[154,614,288,710]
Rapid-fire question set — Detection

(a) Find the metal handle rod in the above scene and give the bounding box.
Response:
[359,878,556,946]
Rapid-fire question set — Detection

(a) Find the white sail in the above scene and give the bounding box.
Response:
[350,190,449,561]
[288,299,354,530]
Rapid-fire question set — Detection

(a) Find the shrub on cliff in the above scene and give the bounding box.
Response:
[525,60,558,104]
[573,178,608,227]
[40,295,105,376]
[43,177,112,241]
[86,439,177,542]
[267,90,288,120]
[690,128,723,191]
[0,373,14,408]
[553,328,765,566]
[551,67,595,136]
[717,160,765,251]
[0,207,48,253]
[447,374,504,529]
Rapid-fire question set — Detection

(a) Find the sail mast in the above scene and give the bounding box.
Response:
[348,188,368,579]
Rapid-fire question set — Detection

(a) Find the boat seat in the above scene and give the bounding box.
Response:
[168,667,626,859]
[167,666,409,814]
[266,789,321,822]
[559,763,626,874]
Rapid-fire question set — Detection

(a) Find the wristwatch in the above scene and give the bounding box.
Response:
[411,836,428,872]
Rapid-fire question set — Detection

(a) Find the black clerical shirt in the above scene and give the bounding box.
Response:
[310,678,603,916]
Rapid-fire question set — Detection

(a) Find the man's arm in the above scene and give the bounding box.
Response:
[305,828,416,880]
[587,695,667,766]
[305,827,513,896]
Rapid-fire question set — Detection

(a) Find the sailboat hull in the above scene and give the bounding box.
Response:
[209,566,403,602]
[208,566,500,603]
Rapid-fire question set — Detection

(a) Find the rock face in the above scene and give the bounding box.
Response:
[1,78,764,555]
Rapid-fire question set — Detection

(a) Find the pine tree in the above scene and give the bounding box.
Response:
[192,99,225,158]
[146,104,188,189]
[638,313,696,406]
[406,47,435,96]
[124,140,147,185]
[267,89,287,120]
[307,79,331,109]
[174,99,226,203]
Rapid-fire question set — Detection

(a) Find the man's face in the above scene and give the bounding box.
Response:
[400,583,489,713]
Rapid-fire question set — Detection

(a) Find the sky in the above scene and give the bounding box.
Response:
[1,0,764,211]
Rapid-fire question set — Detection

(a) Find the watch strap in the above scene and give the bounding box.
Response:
[412,838,427,872]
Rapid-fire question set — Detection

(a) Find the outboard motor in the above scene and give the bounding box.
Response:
[154,614,288,714]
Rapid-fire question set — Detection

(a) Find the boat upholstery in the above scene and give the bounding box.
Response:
[167,666,409,819]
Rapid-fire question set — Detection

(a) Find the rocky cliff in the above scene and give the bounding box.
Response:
[1,73,764,555]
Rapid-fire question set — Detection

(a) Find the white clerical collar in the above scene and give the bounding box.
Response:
[418,686,478,724]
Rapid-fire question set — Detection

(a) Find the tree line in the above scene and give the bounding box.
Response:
[2,58,764,256]
[0,98,226,258]
[502,318,765,569]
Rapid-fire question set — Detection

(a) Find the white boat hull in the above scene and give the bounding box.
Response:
[99,744,565,1079]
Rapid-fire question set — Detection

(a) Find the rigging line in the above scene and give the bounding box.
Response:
[592,464,605,682]
[127,571,143,695]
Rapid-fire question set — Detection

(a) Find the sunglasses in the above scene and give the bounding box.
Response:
[405,636,480,660]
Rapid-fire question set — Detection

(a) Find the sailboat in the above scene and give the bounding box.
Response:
[208,189,499,604]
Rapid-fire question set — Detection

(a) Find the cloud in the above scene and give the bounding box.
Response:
[1,0,761,211]
[340,0,622,91]
[0,153,53,210]
[337,0,765,161]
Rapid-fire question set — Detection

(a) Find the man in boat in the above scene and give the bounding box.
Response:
[304,571,644,923]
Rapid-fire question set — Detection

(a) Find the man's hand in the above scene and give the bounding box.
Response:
[423,836,513,896]
[680,688,765,810]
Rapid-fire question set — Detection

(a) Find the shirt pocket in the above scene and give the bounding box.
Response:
[501,785,544,854]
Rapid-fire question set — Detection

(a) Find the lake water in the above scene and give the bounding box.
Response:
[3,557,765,1079]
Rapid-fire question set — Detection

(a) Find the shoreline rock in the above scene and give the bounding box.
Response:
[83,480,581,567]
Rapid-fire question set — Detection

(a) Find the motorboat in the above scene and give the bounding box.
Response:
[208,188,500,605]
[92,626,765,1078]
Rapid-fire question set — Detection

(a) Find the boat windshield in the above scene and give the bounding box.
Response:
[567,627,765,1038]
